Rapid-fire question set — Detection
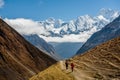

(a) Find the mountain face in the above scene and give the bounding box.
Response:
[23,34,55,54]
[4,9,120,58]
[76,15,120,54]
[23,34,61,60]
[0,19,56,80]
[37,9,119,39]
[73,36,120,79]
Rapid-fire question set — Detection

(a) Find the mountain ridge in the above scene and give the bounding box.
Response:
[0,18,56,80]
[73,36,120,79]
[23,34,61,60]
[76,15,120,54]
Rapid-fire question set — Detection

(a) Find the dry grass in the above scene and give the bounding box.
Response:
[30,62,75,80]
[72,37,120,80]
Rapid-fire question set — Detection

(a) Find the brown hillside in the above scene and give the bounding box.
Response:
[30,37,120,80]
[73,36,120,80]
[0,19,56,80]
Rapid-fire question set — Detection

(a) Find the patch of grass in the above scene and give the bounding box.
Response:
[30,62,76,80]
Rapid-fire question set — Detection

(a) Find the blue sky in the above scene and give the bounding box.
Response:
[0,0,120,21]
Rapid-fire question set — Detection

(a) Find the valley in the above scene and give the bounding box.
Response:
[0,1,120,79]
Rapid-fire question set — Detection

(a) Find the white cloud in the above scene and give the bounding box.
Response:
[39,27,97,43]
[0,0,4,8]
[4,18,49,35]
[39,30,95,43]
[4,18,97,43]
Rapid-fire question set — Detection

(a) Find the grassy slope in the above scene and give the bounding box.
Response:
[30,62,75,80]
[72,37,120,80]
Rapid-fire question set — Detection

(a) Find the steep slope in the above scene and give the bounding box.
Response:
[0,19,56,80]
[23,34,56,54]
[76,15,120,54]
[73,36,120,79]
[30,36,120,80]
[23,34,61,60]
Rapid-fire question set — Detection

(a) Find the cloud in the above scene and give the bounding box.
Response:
[4,18,90,42]
[0,0,4,8]
[4,17,97,43]
[39,28,96,42]
[4,18,49,35]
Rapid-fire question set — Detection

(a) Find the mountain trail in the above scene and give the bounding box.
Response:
[59,60,94,80]
[73,68,94,80]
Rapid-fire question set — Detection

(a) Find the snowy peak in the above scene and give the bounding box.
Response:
[54,19,64,28]
[45,17,55,23]
[40,8,120,38]
[76,15,120,54]
[97,15,109,21]
[98,8,120,21]
[4,8,120,42]
[75,15,94,31]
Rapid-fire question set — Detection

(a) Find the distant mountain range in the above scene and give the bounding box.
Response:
[76,15,120,54]
[4,9,119,42]
[0,19,56,80]
[38,8,119,38]
[4,8,120,58]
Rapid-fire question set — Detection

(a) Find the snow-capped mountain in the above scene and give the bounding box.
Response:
[76,15,120,54]
[98,8,119,21]
[37,9,119,39]
[4,8,120,58]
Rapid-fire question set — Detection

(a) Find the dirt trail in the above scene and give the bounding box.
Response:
[73,68,94,80]
[59,60,94,80]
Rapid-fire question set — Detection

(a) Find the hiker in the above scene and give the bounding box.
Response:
[65,60,68,70]
[71,62,74,72]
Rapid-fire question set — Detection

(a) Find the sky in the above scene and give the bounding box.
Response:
[0,0,120,21]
